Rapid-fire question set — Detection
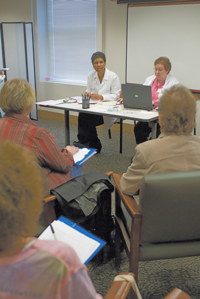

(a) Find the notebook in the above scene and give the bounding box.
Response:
[122,84,153,111]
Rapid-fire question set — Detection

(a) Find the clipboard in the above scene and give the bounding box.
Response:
[39,216,106,264]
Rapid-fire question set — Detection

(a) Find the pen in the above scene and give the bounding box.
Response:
[50,224,57,240]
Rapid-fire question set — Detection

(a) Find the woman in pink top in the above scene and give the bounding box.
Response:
[134,57,179,144]
[0,140,102,299]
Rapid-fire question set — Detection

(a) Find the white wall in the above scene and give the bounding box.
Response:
[126,4,200,91]
[0,0,32,22]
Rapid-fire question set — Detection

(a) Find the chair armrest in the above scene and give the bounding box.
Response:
[43,194,57,226]
[105,170,114,178]
[43,194,56,204]
[163,288,190,299]
[112,173,142,282]
[104,272,134,299]
[112,173,141,217]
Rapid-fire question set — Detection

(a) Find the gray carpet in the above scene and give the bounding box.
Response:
[34,117,200,299]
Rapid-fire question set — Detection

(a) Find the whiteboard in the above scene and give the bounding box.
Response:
[126,4,200,91]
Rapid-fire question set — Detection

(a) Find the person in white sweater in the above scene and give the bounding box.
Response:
[73,51,121,153]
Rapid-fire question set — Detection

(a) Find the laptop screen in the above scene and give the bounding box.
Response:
[122,84,153,111]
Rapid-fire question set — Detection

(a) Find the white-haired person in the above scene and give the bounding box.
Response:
[0,78,79,190]
[0,140,102,299]
[120,85,200,196]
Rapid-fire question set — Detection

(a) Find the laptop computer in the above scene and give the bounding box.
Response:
[122,84,153,111]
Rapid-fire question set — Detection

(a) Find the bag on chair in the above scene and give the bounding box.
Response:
[50,171,115,244]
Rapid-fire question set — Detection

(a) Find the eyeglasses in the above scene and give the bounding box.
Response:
[154,68,165,72]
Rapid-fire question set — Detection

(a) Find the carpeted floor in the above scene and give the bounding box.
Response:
[88,250,200,299]
[34,116,200,299]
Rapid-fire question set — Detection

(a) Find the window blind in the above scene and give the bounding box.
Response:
[47,0,97,84]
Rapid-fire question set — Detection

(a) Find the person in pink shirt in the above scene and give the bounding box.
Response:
[134,57,179,144]
[0,140,102,299]
[117,57,179,144]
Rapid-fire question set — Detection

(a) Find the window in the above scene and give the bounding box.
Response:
[46,0,97,84]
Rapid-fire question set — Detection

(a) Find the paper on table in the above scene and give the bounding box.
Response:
[123,110,137,114]
[39,219,100,264]
[77,98,100,104]
[36,99,64,105]
[138,110,155,115]
[90,105,108,112]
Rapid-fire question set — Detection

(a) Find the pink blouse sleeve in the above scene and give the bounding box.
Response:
[64,267,103,299]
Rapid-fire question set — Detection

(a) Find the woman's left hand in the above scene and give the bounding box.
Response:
[90,94,103,101]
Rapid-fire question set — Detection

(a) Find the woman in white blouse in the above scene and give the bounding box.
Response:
[73,51,121,153]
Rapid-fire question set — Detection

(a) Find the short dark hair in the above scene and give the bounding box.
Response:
[91,51,106,64]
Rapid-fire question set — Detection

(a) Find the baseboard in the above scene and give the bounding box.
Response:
[38,110,134,134]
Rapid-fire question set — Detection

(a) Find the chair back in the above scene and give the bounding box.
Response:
[139,171,200,244]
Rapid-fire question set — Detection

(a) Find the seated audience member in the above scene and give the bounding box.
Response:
[0,140,102,299]
[0,78,79,190]
[73,51,121,153]
[0,71,5,118]
[118,57,179,144]
[120,85,200,196]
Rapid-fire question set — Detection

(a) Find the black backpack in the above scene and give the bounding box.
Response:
[50,171,115,245]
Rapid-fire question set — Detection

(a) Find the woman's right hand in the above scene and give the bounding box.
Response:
[117,98,123,104]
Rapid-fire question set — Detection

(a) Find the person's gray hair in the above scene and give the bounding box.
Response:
[158,85,196,134]
[0,78,35,115]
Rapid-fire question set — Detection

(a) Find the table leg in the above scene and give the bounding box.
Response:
[151,122,157,139]
[64,110,70,145]
[119,118,123,154]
